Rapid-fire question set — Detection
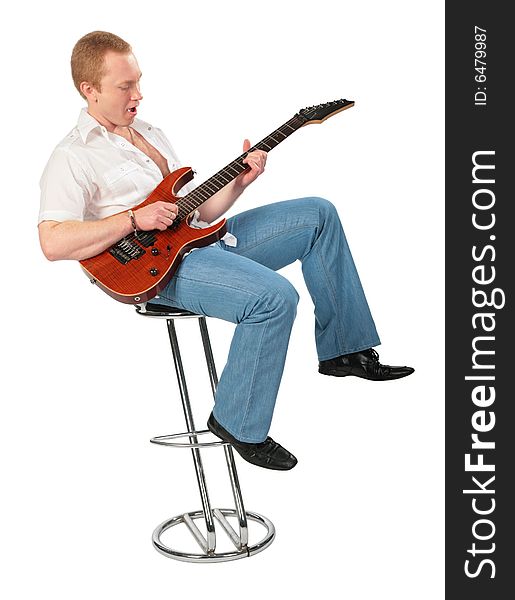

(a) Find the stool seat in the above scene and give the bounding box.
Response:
[137,302,198,318]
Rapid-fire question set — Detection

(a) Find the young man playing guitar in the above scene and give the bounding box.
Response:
[38,31,414,471]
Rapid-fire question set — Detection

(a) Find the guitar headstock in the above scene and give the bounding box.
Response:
[298,99,355,125]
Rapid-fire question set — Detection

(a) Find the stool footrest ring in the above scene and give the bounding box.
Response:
[153,508,275,563]
[150,429,228,448]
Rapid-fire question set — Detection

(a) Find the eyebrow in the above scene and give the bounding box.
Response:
[118,73,143,85]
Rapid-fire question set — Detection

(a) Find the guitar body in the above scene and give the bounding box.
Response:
[80,167,227,304]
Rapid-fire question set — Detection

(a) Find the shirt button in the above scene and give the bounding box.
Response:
[146,159,150,162]
[120,142,125,147]
[147,126,152,130]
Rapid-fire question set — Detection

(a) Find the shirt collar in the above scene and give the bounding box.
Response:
[77,108,103,143]
[76,107,155,144]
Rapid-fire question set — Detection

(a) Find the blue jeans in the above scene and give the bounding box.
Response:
[155,197,380,442]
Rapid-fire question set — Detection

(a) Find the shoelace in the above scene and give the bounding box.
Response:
[364,348,391,376]
[250,438,282,461]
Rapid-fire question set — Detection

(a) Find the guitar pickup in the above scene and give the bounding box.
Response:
[109,246,131,264]
[135,231,157,247]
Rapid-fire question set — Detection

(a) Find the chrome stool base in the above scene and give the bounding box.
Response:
[137,303,276,563]
[153,509,275,563]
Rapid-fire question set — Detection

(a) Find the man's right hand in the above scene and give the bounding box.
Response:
[134,201,179,231]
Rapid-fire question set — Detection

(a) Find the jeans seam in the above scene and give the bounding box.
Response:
[237,294,272,442]
[312,211,347,356]
[228,224,315,256]
[169,274,271,300]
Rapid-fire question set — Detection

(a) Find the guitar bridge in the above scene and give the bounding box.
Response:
[109,236,146,265]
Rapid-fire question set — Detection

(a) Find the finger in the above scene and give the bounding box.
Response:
[244,160,258,172]
[242,138,251,152]
[158,205,178,218]
[246,150,266,168]
[243,154,260,171]
[156,201,177,212]
[159,215,174,229]
[252,157,264,171]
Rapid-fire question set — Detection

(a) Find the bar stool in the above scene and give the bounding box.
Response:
[136,302,276,562]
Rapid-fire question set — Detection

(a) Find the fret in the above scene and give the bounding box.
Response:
[226,164,242,176]
[214,172,231,184]
[204,180,221,194]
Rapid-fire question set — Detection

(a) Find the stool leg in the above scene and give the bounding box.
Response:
[166,318,216,553]
[198,317,249,548]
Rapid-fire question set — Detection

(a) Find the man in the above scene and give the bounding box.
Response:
[39,31,414,471]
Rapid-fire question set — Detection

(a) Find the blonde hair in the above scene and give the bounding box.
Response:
[71,31,132,99]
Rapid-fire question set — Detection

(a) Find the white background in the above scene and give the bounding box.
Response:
[1,1,444,598]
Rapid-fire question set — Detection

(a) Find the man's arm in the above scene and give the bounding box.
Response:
[38,200,179,261]
[39,141,266,261]
[196,140,267,223]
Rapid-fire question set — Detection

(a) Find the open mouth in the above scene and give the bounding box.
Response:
[127,107,137,113]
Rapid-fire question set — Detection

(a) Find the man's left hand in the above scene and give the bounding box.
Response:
[239,139,267,188]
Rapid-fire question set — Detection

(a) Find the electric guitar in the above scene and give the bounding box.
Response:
[80,99,355,304]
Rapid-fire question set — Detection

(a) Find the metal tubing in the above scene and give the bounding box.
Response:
[167,318,216,553]
[183,513,209,553]
[213,508,242,550]
[152,509,275,563]
[198,317,219,392]
[223,445,249,546]
[198,317,249,548]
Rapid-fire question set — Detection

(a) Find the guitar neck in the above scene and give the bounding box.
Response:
[175,112,308,220]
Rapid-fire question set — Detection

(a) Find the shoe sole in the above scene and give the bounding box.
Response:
[318,368,413,381]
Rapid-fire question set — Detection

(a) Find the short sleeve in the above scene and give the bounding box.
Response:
[38,147,91,224]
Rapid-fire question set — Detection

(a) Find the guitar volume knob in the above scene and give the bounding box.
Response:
[149,268,158,276]
[151,248,160,256]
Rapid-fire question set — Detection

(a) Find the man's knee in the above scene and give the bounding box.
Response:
[278,280,300,318]
[259,278,299,321]
[309,196,337,219]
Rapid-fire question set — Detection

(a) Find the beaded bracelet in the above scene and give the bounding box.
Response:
[127,209,138,237]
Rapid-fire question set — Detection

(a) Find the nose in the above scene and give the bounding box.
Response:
[132,82,143,102]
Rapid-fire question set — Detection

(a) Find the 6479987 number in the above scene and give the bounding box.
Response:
[475,26,487,83]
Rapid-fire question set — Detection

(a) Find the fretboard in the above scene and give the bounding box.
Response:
[175,113,307,220]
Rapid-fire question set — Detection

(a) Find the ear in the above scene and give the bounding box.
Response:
[80,81,99,103]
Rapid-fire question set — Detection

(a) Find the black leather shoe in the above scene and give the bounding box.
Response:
[318,348,414,381]
[207,413,298,471]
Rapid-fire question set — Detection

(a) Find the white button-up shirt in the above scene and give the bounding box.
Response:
[39,108,236,245]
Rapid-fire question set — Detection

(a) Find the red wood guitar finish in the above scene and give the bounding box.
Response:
[79,99,354,304]
[80,167,227,304]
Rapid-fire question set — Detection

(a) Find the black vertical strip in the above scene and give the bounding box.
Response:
[446,3,513,598]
